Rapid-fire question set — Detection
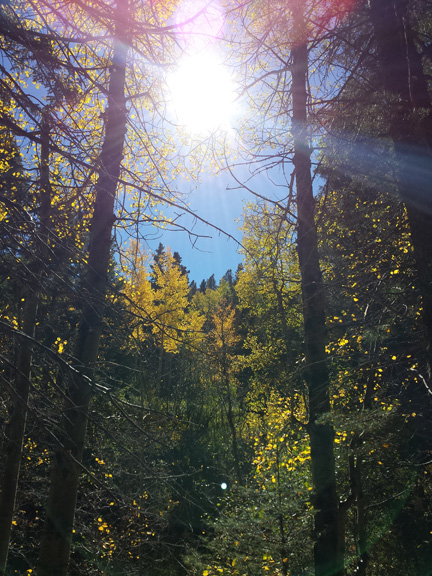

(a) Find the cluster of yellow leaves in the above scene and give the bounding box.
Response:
[94,489,165,566]
[246,394,311,490]
[201,555,291,576]
[123,243,204,353]
[54,337,67,354]
[210,305,239,352]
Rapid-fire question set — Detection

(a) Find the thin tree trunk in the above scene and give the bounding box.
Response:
[37,3,128,574]
[349,455,368,576]
[220,320,242,485]
[0,110,51,575]
[276,447,288,576]
[291,6,343,576]
[225,378,242,485]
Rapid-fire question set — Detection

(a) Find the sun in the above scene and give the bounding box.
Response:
[168,52,237,134]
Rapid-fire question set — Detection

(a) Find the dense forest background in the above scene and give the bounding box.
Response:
[1,0,432,575]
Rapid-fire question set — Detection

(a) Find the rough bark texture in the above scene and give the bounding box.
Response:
[37,3,128,574]
[369,0,432,381]
[368,4,432,573]
[291,8,343,576]
[0,292,37,576]
[0,110,51,575]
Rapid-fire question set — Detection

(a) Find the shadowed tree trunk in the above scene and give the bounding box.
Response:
[37,2,128,574]
[368,3,432,573]
[0,110,51,576]
[291,5,343,576]
[221,339,242,486]
[369,0,432,382]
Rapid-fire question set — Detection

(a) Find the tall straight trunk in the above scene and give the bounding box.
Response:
[0,292,38,576]
[221,348,242,485]
[0,110,51,575]
[349,454,368,576]
[369,0,432,381]
[368,3,432,572]
[37,3,128,574]
[291,7,343,576]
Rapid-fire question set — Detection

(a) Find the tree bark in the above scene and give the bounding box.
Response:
[37,3,128,574]
[0,109,51,575]
[369,0,432,381]
[291,7,343,576]
[0,291,38,576]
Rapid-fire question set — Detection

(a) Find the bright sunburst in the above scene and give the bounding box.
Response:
[166,0,236,135]
[168,52,236,134]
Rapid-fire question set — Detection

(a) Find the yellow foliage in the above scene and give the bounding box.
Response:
[123,242,204,353]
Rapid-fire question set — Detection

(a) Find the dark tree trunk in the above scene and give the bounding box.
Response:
[0,291,38,576]
[220,316,242,485]
[369,0,432,381]
[37,3,128,574]
[0,110,51,575]
[291,7,343,576]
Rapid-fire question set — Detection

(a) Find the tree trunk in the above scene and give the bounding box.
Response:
[291,7,343,576]
[0,110,51,575]
[220,317,242,485]
[37,3,128,574]
[369,0,432,381]
[0,291,38,576]
[224,371,242,486]
[349,455,368,576]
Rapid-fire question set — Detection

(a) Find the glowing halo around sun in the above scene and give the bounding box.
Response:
[166,0,237,135]
[168,52,236,134]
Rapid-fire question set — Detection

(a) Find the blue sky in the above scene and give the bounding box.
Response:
[145,171,249,285]
[142,160,297,284]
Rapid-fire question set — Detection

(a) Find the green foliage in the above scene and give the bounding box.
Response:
[236,202,303,397]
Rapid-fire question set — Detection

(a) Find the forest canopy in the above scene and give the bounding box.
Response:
[1,0,432,575]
